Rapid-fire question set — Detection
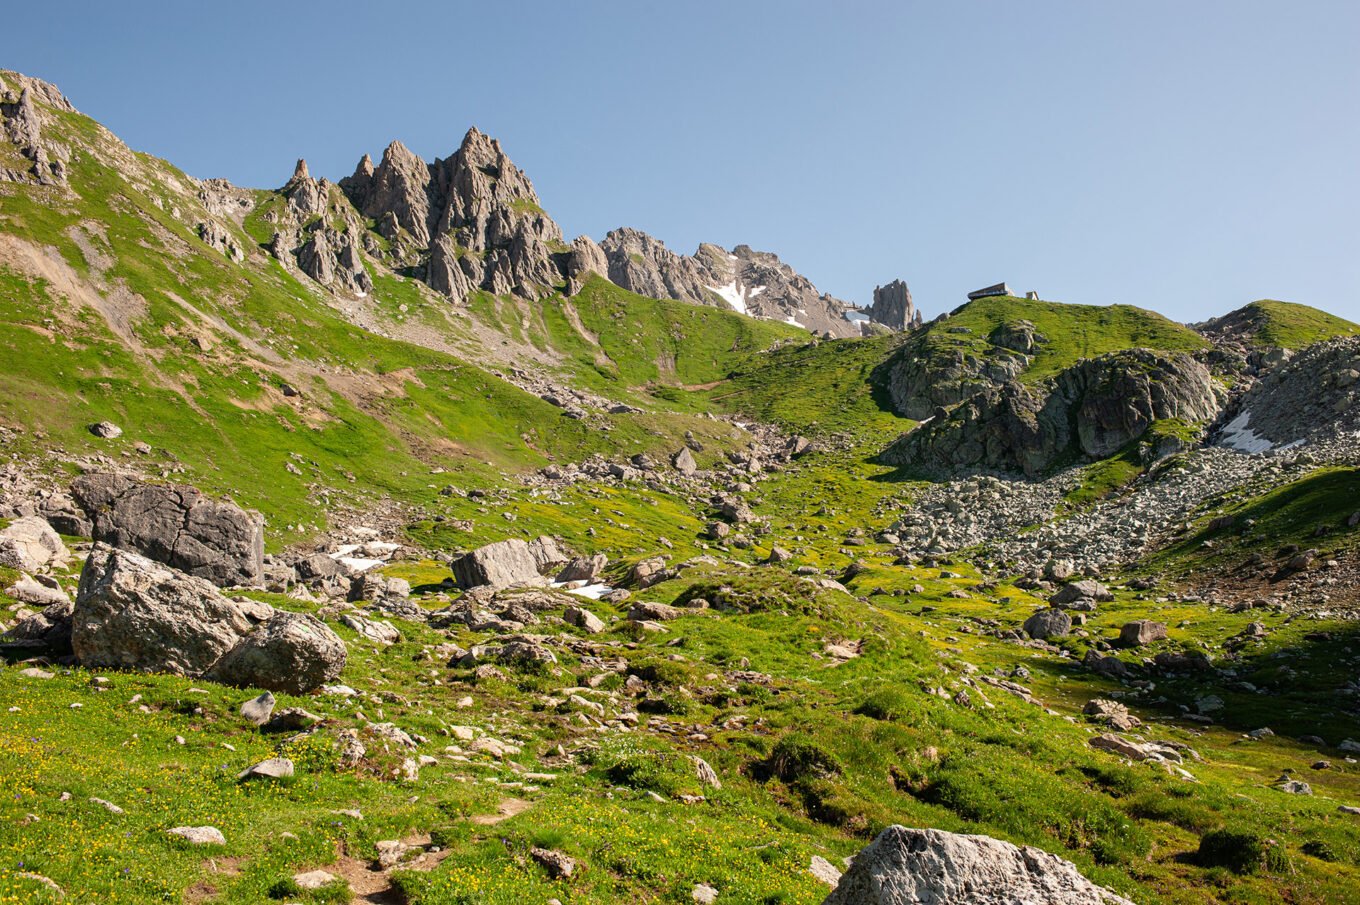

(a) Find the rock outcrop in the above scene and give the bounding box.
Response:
[263,159,373,296]
[0,72,72,186]
[598,230,880,338]
[822,826,1134,905]
[340,129,566,304]
[882,349,1219,476]
[452,537,564,589]
[72,545,344,691]
[71,474,265,587]
[869,280,922,331]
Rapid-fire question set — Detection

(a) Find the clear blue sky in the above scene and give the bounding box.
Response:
[5,1,1358,321]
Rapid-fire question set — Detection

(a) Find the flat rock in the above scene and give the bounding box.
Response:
[168,825,226,845]
[237,757,295,781]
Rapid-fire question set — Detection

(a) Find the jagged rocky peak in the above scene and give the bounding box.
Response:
[337,127,568,303]
[0,70,75,186]
[597,229,871,338]
[263,156,373,297]
[599,228,715,305]
[869,279,922,331]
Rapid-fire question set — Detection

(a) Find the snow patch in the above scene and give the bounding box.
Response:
[749,285,767,297]
[552,581,612,600]
[844,310,870,323]
[1219,411,1275,454]
[336,556,384,573]
[708,281,747,315]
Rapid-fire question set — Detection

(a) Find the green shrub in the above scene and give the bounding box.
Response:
[1196,828,1286,874]
[855,688,913,722]
[1302,839,1336,862]
[767,734,841,782]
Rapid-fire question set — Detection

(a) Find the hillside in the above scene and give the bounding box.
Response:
[880,295,1209,420]
[1196,299,1360,350]
[4,70,1360,905]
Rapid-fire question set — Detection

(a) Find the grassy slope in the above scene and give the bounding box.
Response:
[5,76,1360,905]
[0,98,793,546]
[926,295,1211,382]
[1234,300,1359,349]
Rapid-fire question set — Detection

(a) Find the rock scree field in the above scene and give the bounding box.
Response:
[2,69,1360,904]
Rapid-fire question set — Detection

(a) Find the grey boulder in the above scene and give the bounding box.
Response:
[822,825,1134,905]
[453,537,564,589]
[73,545,262,676]
[209,611,346,695]
[1119,620,1167,647]
[0,516,68,572]
[71,473,264,587]
[1023,608,1072,640]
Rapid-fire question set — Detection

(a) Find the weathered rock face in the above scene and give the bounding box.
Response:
[822,826,1134,905]
[869,280,922,331]
[72,545,344,692]
[340,128,566,304]
[598,228,715,307]
[72,474,264,587]
[0,72,73,186]
[72,546,262,676]
[264,160,373,297]
[1214,336,1360,453]
[452,537,560,590]
[597,231,868,337]
[207,611,346,695]
[882,349,1219,476]
[883,335,1029,421]
[0,516,68,572]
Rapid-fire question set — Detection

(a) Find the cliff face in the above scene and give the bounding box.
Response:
[339,129,569,303]
[869,280,921,331]
[598,230,906,338]
[881,349,1220,476]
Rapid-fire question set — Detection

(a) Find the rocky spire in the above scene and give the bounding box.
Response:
[869,279,921,331]
[335,127,568,303]
[0,74,72,186]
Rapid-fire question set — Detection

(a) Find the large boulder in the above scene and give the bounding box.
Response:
[452,537,563,590]
[208,611,346,694]
[1051,580,1113,606]
[0,516,68,572]
[1023,608,1072,640]
[72,545,262,676]
[1119,620,1167,647]
[71,474,264,587]
[71,545,343,693]
[822,825,1134,905]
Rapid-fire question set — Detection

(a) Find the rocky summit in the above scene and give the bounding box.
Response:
[1,67,1360,905]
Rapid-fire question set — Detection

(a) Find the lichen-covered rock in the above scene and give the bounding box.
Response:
[0,516,68,572]
[882,349,1218,476]
[72,545,262,676]
[822,825,1134,905]
[208,611,346,695]
[1023,608,1072,640]
[453,537,563,589]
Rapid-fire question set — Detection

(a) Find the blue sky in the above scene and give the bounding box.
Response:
[4,1,1357,321]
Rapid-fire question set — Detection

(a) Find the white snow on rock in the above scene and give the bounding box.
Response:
[844,309,870,323]
[1219,411,1275,454]
[336,556,384,573]
[708,281,748,315]
[552,581,612,600]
